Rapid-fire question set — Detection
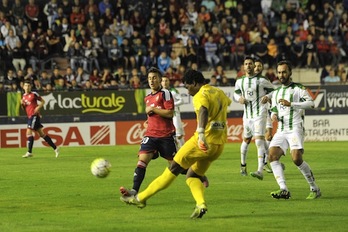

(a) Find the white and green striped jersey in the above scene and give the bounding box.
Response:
[234,75,274,119]
[271,82,314,132]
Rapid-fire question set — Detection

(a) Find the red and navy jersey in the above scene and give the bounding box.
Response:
[145,89,175,138]
[21,91,42,118]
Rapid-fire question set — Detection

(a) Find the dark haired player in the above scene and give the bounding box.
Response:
[21,81,59,158]
[120,68,208,197]
[121,70,231,219]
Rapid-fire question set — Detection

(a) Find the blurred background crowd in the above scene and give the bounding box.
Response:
[0,0,347,93]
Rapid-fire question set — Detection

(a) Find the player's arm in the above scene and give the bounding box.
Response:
[270,93,279,122]
[278,91,314,109]
[146,106,174,119]
[34,96,45,114]
[290,88,315,109]
[197,106,209,152]
[197,106,208,131]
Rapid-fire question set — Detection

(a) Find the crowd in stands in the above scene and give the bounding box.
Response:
[0,0,348,93]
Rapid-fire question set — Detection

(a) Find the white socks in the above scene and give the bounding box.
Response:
[240,141,249,165]
[270,161,288,191]
[298,161,319,191]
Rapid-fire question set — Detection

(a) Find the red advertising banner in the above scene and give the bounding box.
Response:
[115,118,244,145]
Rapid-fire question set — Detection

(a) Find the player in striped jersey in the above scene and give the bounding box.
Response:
[233,56,274,180]
[254,58,274,174]
[269,60,321,200]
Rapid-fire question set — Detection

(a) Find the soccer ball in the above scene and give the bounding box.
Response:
[90,158,111,178]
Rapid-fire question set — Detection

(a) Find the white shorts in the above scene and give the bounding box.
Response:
[243,116,267,138]
[269,130,304,155]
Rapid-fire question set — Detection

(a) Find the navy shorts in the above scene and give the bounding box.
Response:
[139,136,177,160]
[27,115,43,131]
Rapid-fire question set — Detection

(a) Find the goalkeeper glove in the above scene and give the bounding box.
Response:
[197,127,208,152]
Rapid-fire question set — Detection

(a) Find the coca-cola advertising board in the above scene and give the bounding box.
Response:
[116,118,244,145]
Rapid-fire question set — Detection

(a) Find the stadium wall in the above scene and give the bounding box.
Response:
[1,85,347,148]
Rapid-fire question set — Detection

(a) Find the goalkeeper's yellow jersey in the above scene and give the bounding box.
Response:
[193,84,232,145]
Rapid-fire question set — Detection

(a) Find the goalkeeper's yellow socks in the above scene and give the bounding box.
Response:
[138,168,176,202]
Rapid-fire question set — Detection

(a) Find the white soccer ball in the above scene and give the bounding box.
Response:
[91,158,111,178]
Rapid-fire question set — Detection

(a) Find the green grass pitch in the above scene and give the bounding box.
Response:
[1,142,347,232]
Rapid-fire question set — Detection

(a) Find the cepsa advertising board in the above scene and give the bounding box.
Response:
[0,122,116,148]
[0,119,244,148]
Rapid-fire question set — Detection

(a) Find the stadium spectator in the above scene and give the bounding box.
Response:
[25,40,40,72]
[12,0,25,24]
[50,67,62,87]
[99,67,112,88]
[129,10,145,33]
[265,66,280,86]
[121,38,135,70]
[88,67,101,89]
[337,62,347,83]
[275,13,288,42]
[69,79,82,91]
[11,38,26,72]
[15,18,29,37]
[117,74,130,89]
[291,35,305,68]
[251,36,269,64]
[164,66,181,86]
[82,79,95,91]
[129,68,141,89]
[76,27,89,47]
[138,65,148,87]
[101,7,113,27]
[68,42,85,72]
[46,28,61,55]
[204,35,220,71]
[324,10,339,36]
[323,68,341,84]
[25,0,40,31]
[43,0,59,29]
[1,21,16,38]
[98,0,113,16]
[132,37,147,69]
[217,36,231,70]
[267,38,279,68]
[230,37,246,71]
[63,66,75,88]
[107,38,122,71]
[157,51,170,73]
[214,65,225,84]
[327,35,342,67]
[303,34,319,69]
[3,69,19,91]
[84,0,99,17]
[63,29,76,54]
[169,50,181,71]
[146,36,157,56]
[316,34,330,67]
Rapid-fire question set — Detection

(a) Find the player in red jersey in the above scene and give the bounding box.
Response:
[120,67,177,196]
[120,67,209,197]
[21,81,59,158]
